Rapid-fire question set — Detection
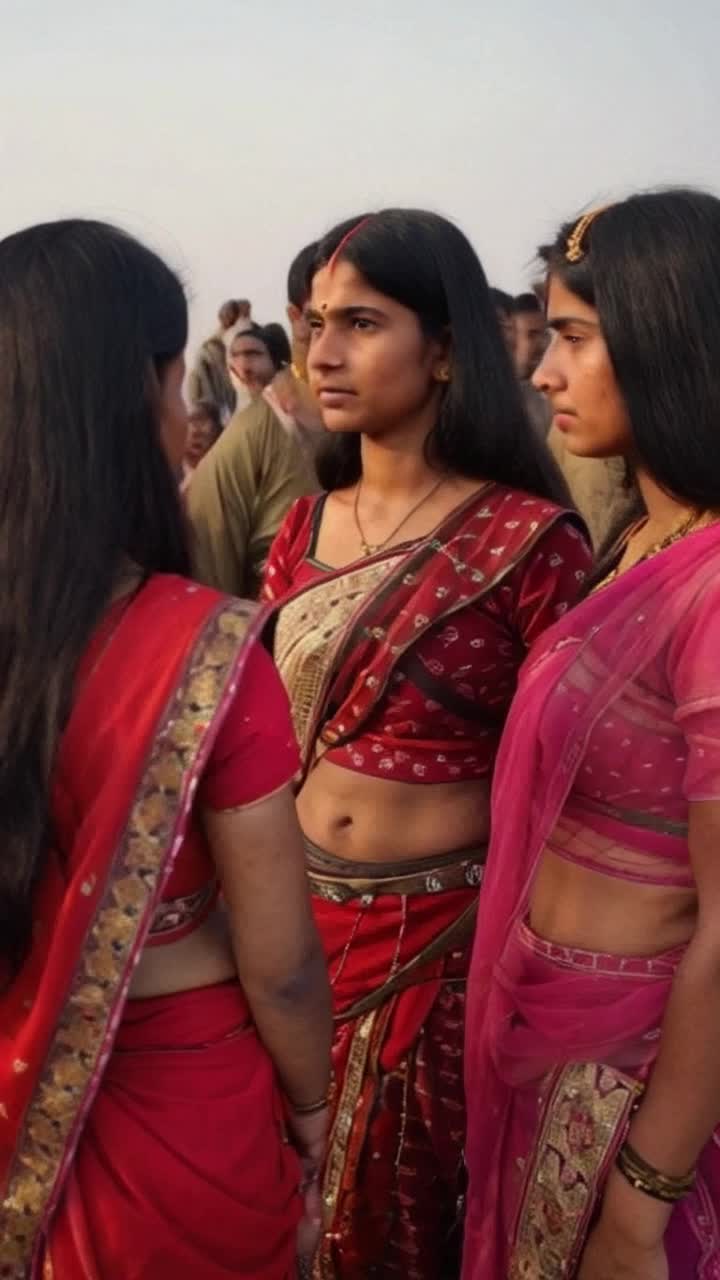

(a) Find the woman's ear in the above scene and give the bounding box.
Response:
[431,330,453,384]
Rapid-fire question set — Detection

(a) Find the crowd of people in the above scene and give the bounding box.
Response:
[0,188,719,1280]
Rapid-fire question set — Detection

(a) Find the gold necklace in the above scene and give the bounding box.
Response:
[353,476,446,558]
[592,508,715,593]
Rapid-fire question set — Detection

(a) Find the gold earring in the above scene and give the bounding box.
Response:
[437,366,451,383]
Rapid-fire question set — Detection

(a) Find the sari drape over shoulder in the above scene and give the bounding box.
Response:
[265,485,590,1278]
[463,524,720,1280]
[0,575,300,1279]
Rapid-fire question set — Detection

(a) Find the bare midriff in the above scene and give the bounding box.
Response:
[296,757,491,862]
[129,908,238,1000]
[530,846,697,956]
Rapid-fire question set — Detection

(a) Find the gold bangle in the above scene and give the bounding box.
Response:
[616,1141,695,1204]
[288,1095,329,1116]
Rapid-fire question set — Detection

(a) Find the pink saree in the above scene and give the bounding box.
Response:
[463,522,720,1280]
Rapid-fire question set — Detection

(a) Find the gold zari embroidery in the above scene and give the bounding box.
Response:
[314,1008,382,1280]
[509,1061,643,1279]
[274,555,404,762]
[0,601,255,1276]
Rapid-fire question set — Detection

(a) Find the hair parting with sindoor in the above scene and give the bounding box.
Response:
[539,186,720,512]
[0,218,190,978]
[310,208,569,503]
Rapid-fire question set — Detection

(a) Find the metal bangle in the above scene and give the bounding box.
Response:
[289,1095,329,1116]
[616,1141,695,1204]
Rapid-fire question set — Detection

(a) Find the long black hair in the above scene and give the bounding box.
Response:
[310,209,569,501]
[0,218,190,975]
[287,241,318,310]
[540,188,720,509]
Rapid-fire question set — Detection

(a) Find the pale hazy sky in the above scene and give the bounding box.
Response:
[2,0,718,360]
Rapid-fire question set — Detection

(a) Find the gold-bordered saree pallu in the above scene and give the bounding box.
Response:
[271,483,585,773]
[463,523,720,1280]
[0,575,280,1278]
[307,840,485,1280]
[467,919,720,1279]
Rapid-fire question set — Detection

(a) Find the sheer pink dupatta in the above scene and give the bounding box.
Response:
[462,522,720,1278]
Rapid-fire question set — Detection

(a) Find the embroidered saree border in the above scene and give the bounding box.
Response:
[274,485,579,775]
[313,1006,388,1280]
[273,554,403,763]
[0,602,255,1277]
[320,506,573,753]
[508,1062,643,1280]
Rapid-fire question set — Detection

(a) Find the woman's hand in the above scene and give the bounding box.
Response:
[290,1104,329,1272]
[578,1225,668,1280]
[579,1171,670,1280]
[289,1102,329,1169]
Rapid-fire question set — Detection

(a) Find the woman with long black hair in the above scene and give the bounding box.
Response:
[263,208,592,1278]
[464,188,720,1280]
[0,219,332,1279]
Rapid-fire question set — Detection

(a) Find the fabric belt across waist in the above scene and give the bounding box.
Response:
[303,837,486,904]
[304,839,486,1019]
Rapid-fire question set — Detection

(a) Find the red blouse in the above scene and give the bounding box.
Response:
[264,495,592,784]
[55,595,299,945]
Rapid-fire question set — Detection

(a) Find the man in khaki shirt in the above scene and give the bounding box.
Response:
[187,397,315,598]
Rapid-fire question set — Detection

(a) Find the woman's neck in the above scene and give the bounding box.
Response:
[635,467,700,534]
[359,432,443,499]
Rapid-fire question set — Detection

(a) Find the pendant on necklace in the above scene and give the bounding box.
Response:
[361,542,378,557]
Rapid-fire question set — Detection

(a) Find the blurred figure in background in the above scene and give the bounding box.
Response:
[515,290,553,442]
[188,298,250,425]
[270,241,327,468]
[227,322,284,401]
[222,296,253,348]
[181,400,222,493]
[513,283,632,538]
[491,287,551,442]
[513,290,548,380]
[489,286,516,357]
[229,319,325,474]
[188,331,316,596]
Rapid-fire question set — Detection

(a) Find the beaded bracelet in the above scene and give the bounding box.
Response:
[617,1140,695,1204]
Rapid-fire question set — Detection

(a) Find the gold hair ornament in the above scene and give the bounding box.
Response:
[565,207,609,264]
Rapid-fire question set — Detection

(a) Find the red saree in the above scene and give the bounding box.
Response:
[0,575,301,1279]
[463,524,720,1279]
[266,485,590,1278]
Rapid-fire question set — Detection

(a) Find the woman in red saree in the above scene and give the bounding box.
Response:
[262,209,592,1278]
[0,220,332,1278]
[463,190,720,1280]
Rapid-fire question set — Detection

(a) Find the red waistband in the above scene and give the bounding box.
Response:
[119,979,250,1050]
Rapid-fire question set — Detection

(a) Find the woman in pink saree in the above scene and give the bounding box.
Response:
[463,189,720,1280]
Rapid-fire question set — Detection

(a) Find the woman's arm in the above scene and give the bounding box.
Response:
[580,798,720,1278]
[205,784,332,1109]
